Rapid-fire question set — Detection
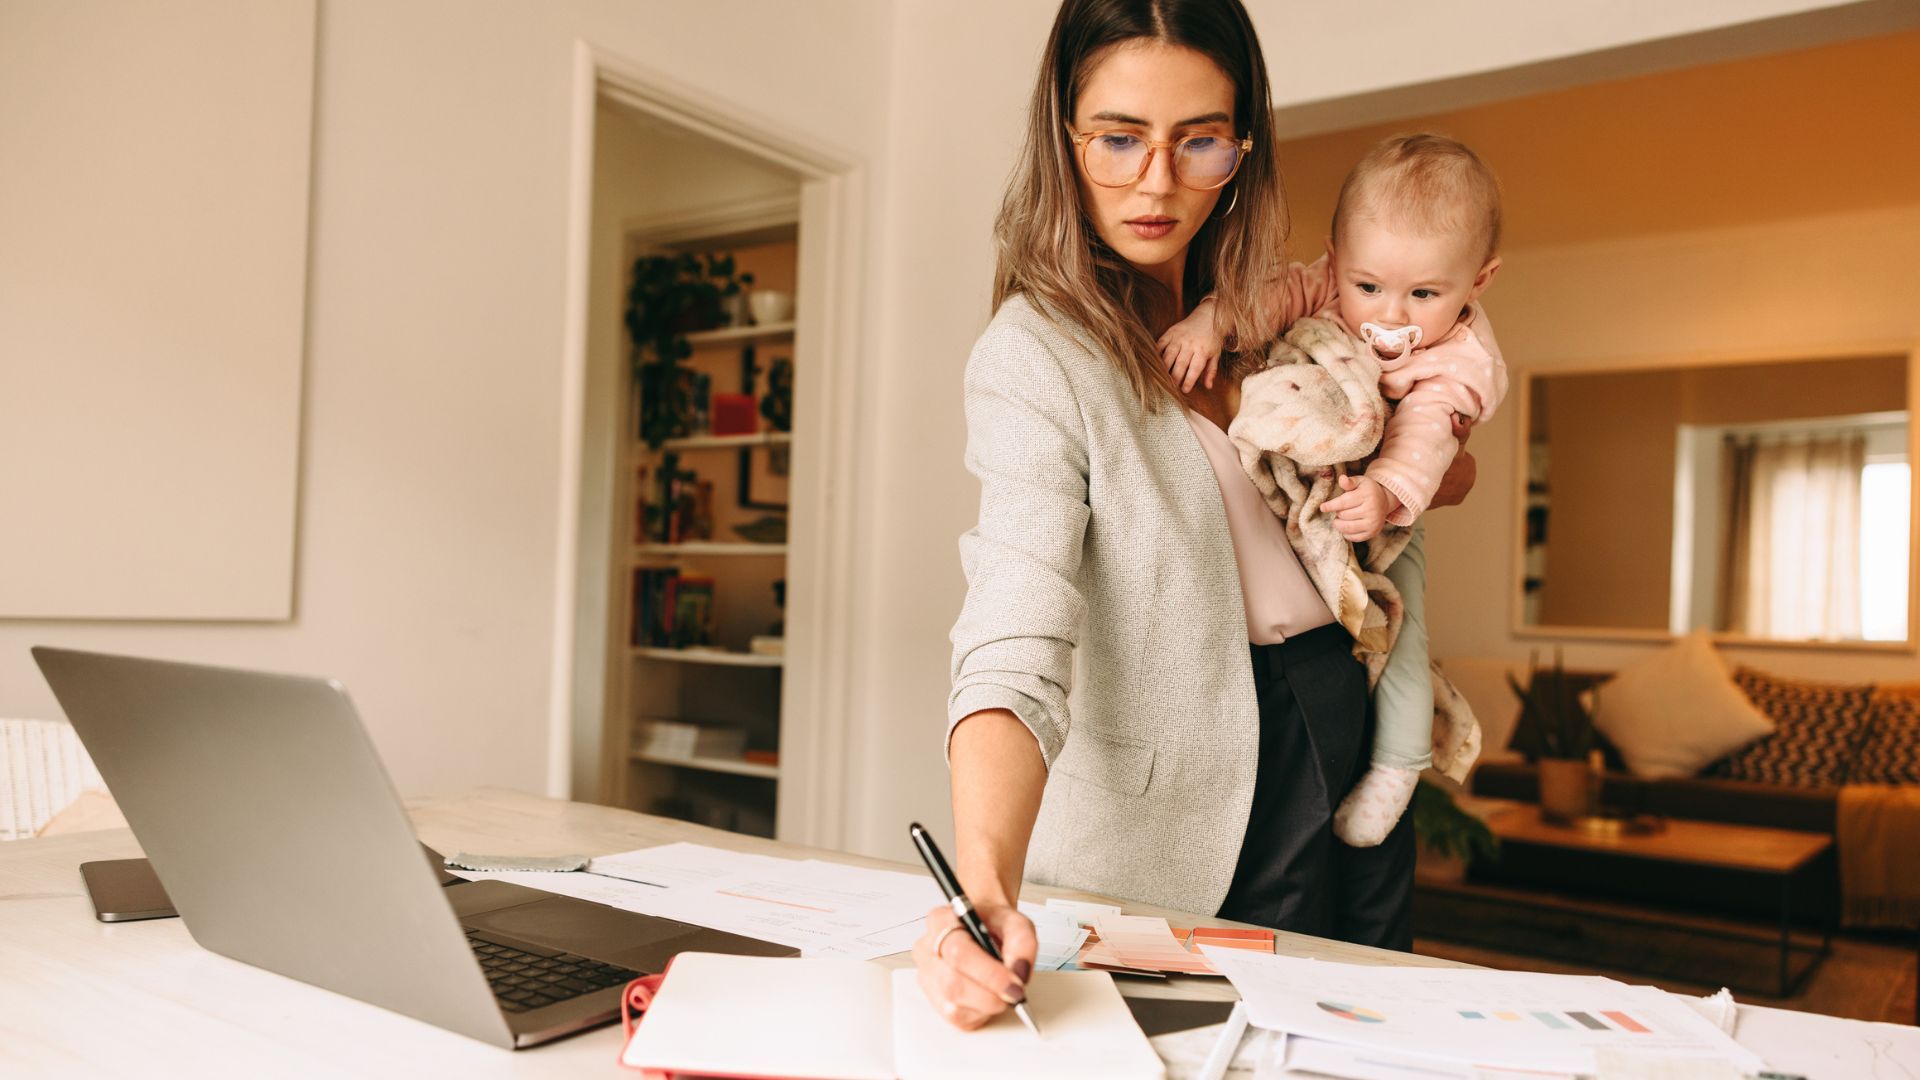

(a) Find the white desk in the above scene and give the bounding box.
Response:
[0,787,1458,1077]
[12,788,1904,1078]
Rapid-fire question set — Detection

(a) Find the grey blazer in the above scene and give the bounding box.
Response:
[948,293,1262,916]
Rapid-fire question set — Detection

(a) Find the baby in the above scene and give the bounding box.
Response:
[1162,133,1508,845]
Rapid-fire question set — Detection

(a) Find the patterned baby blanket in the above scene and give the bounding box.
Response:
[1227,316,1480,782]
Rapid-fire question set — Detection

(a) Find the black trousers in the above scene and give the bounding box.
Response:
[1215,624,1415,950]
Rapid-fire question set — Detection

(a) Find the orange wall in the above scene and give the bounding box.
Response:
[1269,28,1920,682]
[1273,30,1920,260]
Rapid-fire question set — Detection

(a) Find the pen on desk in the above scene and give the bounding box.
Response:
[908,822,1042,1038]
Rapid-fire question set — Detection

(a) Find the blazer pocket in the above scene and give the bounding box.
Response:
[1056,729,1155,797]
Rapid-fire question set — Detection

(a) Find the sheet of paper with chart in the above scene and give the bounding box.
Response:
[594,847,946,955]
[450,843,944,959]
[450,842,1102,963]
[1200,949,1765,1076]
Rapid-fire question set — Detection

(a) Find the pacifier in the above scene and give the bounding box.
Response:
[1359,322,1422,358]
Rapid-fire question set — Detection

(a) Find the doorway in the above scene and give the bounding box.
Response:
[551,44,865,847]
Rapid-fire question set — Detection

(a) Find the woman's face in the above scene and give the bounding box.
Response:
[1070,41,1237,292]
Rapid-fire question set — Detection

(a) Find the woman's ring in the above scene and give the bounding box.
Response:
[933,924,964,960]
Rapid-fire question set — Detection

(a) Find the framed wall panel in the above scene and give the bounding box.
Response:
[0,0,315,619]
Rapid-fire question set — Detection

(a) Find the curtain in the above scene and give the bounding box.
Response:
[1719,433,1866,640]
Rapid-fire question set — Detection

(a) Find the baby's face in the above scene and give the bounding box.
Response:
[1330,218,1497,360]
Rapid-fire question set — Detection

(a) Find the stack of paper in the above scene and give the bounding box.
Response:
[449,842,1132,967]
[1199,949,1767,1078]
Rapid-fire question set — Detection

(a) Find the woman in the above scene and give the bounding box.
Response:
[914,0,1472,1030]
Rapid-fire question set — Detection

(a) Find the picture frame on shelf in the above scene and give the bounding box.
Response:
[737,450,788,512]
[736,348,792,511]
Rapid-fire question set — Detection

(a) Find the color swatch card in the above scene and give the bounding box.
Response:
[1018,901,1092,971]
[1072,915,1274,976]
[1091,915,1217,975]
[1200,949,1764,1076]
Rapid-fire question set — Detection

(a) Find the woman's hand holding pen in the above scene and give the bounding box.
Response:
[911,897,1038,1031]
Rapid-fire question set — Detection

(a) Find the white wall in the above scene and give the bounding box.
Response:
[0,0,314,620]
[0,0,892,802]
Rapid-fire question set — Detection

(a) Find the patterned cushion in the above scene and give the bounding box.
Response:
[1856,689,1920,784]
[1705,668,1873,786]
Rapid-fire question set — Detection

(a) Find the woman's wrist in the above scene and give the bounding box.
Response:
[948,709,1046,910]
[954,845,1023,908]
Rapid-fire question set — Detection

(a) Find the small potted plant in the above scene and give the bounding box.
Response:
[625,252,753,448]
[1508,649,1600,821]
[1412,778,1499,881]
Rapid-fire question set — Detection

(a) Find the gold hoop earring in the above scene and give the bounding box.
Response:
[1211,185,1239,220]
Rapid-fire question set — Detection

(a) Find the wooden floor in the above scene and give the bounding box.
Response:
[1415,933,1915,1024]
[1412,882,1917,1025]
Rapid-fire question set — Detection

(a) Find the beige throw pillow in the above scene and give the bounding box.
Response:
[1591,631,1774,778]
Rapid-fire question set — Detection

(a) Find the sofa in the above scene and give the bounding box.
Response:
[1437,650,1918,926]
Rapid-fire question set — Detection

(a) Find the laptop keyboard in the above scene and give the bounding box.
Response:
[465,927,639,1013]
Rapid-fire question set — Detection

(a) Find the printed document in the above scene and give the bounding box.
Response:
[451,842,944,960]
[1200,949,1764,1076]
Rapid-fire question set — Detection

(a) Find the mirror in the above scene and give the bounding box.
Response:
[1518,353,1913,644]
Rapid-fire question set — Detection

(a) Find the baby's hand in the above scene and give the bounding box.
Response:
[1157,300,1225,392]
[1322,474,1399,543]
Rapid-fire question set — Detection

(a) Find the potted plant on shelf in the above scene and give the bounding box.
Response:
[625,252,754,448]
[1507,649,1600,822]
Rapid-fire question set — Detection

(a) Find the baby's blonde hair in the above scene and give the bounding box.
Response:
[1331,133,1502,263]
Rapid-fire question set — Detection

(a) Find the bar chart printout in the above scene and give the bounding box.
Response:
[1198,949,1765,1075]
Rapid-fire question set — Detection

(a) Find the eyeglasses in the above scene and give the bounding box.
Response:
[1065,125,1252,191]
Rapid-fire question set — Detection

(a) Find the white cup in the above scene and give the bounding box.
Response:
[748,290,794,326]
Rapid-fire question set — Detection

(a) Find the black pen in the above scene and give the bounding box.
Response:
[908,822,1042,1037]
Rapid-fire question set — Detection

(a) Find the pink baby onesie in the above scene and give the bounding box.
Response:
[1264,255,1507,526]
[1362,306,1506,525]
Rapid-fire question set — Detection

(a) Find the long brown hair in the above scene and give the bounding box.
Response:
[992,0,1288,410]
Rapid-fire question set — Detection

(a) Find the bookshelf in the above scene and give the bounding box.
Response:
[633,542,788,557]
[681,321,797,346]
[631,751,781,780]
[630,646,784,668]
[608,221,798,840]
[654,432,793,452]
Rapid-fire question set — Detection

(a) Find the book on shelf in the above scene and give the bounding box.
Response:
[631,567,679,647]
[667,575,715,648]
[637,720,747,762]
[636,452,716,545]
[638,719,695,759]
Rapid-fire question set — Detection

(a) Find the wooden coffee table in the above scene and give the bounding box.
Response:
[1459,804,1836,996]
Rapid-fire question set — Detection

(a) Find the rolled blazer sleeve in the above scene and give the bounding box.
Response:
[947,319,1092,769]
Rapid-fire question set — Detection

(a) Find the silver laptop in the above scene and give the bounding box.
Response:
[32,646,794,1049]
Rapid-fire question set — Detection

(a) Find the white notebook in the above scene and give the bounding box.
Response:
[619,952,1165,1080]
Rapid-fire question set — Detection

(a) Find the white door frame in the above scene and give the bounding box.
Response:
[548,40,866,848]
